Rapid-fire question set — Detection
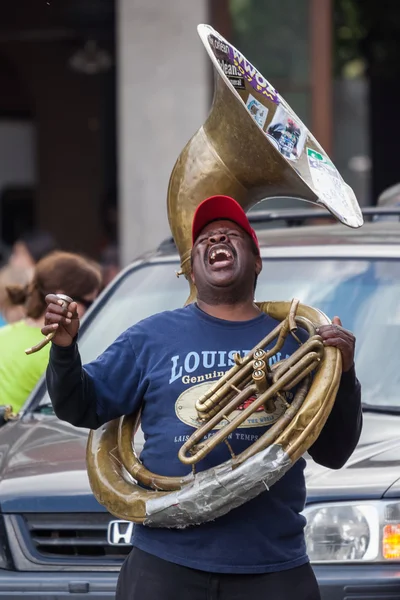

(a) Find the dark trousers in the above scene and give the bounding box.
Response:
[116,547,321,600]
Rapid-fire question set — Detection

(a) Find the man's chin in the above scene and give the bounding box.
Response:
[207,274,237,288]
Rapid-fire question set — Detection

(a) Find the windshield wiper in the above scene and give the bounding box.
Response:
[362,402,400,415]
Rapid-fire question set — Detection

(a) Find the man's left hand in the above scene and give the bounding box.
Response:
[316,316,355,372]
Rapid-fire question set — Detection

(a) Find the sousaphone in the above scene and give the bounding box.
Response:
[86,25,363,528]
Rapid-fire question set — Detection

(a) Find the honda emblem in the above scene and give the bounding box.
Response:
[107,520,134,546]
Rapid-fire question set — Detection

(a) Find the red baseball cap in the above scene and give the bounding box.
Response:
[192,195,260,252]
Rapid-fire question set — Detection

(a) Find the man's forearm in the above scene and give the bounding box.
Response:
[46,342,101,430]
[308,366,362,469]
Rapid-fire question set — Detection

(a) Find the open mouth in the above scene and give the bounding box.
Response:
[207,244,235,268]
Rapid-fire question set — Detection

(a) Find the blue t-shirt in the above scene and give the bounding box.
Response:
[84,303,310,574]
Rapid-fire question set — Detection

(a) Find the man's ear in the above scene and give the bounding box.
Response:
[255,255,262,276]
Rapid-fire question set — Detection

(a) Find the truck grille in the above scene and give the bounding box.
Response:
[7,513,131,570]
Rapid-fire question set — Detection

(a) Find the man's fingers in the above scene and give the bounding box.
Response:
[321,337,346,347]
[45,305,72,323]
[45,311,72,325]
[45,296,77,316]
[316,317,355,372]
[45,294,60,305]
[41,323,59,336]
[68,302,79,318]
[45,302,73,318]
[317,325,347,338]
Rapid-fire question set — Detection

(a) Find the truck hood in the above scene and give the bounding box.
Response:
[0,412,399,513]
[305,411,400,503]
[0,414,103,513]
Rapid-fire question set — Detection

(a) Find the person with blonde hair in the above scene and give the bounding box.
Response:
[0,251,102,414]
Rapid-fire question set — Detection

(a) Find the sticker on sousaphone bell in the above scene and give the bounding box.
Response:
[197,24,364,229]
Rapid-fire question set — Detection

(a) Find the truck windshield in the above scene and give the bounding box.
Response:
[37,257,399,410]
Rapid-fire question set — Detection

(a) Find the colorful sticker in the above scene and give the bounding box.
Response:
[208,34,230,59]
[266,105,307,161]
[307,148,352,214]
[228,75,246,90]
[208,34,280,104]
[217,58,246,90]
[246,94,268,128]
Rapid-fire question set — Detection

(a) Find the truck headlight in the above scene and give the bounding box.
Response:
[303,500,400,563]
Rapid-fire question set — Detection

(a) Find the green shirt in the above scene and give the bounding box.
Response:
[0,321,50,413]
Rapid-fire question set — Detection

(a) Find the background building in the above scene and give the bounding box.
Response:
[0,0,394,268]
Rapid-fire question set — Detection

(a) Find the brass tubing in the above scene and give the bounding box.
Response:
[253,369,267,395]
[281,358,321,391]
[232,377,311,467]
[274,351,322,391]
[199,332,320,422]
[196,308,306,418]
[279,347,342,464]
[196,360,255,416]
[288,298,300,331]
[179,385,258,464]
[199,372,253,421]
[272,337,323,381]
[294,316,318,336]
[195,317,291,413]
[118,414,189,491]
[87,419,168,523]
[179,350,322,465]
[196,359,255,414]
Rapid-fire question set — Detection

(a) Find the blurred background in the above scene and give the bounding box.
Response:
[0,0,394,273]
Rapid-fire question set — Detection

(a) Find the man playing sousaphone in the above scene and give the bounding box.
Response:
[43,195,362,600]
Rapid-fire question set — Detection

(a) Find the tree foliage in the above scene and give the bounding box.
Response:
[229,0,309,84]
